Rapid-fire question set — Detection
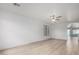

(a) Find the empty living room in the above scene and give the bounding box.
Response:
[0,3,79,55]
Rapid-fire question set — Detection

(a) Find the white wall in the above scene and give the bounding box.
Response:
[51,22,67,40]
[0,10,46,50]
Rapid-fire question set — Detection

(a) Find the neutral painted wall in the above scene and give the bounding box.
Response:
[51,22,68,40]
[0,10,46,49]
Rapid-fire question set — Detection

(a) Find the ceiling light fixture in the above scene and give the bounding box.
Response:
[13,3,20,7]
[50,15,62,23]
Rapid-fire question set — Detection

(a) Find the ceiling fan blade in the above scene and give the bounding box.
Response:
[13,3,20,7]
[56,16,62,18]
[56,19,60,20]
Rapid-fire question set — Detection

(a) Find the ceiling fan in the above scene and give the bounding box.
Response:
[50,15,62,22]
[13,3,21,7]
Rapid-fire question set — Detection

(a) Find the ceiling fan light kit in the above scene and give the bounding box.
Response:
[50,15,62,23]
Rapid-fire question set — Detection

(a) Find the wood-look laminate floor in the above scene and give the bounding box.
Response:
[0,39,79,55]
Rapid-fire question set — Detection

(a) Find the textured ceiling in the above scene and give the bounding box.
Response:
[0,3,79,22]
